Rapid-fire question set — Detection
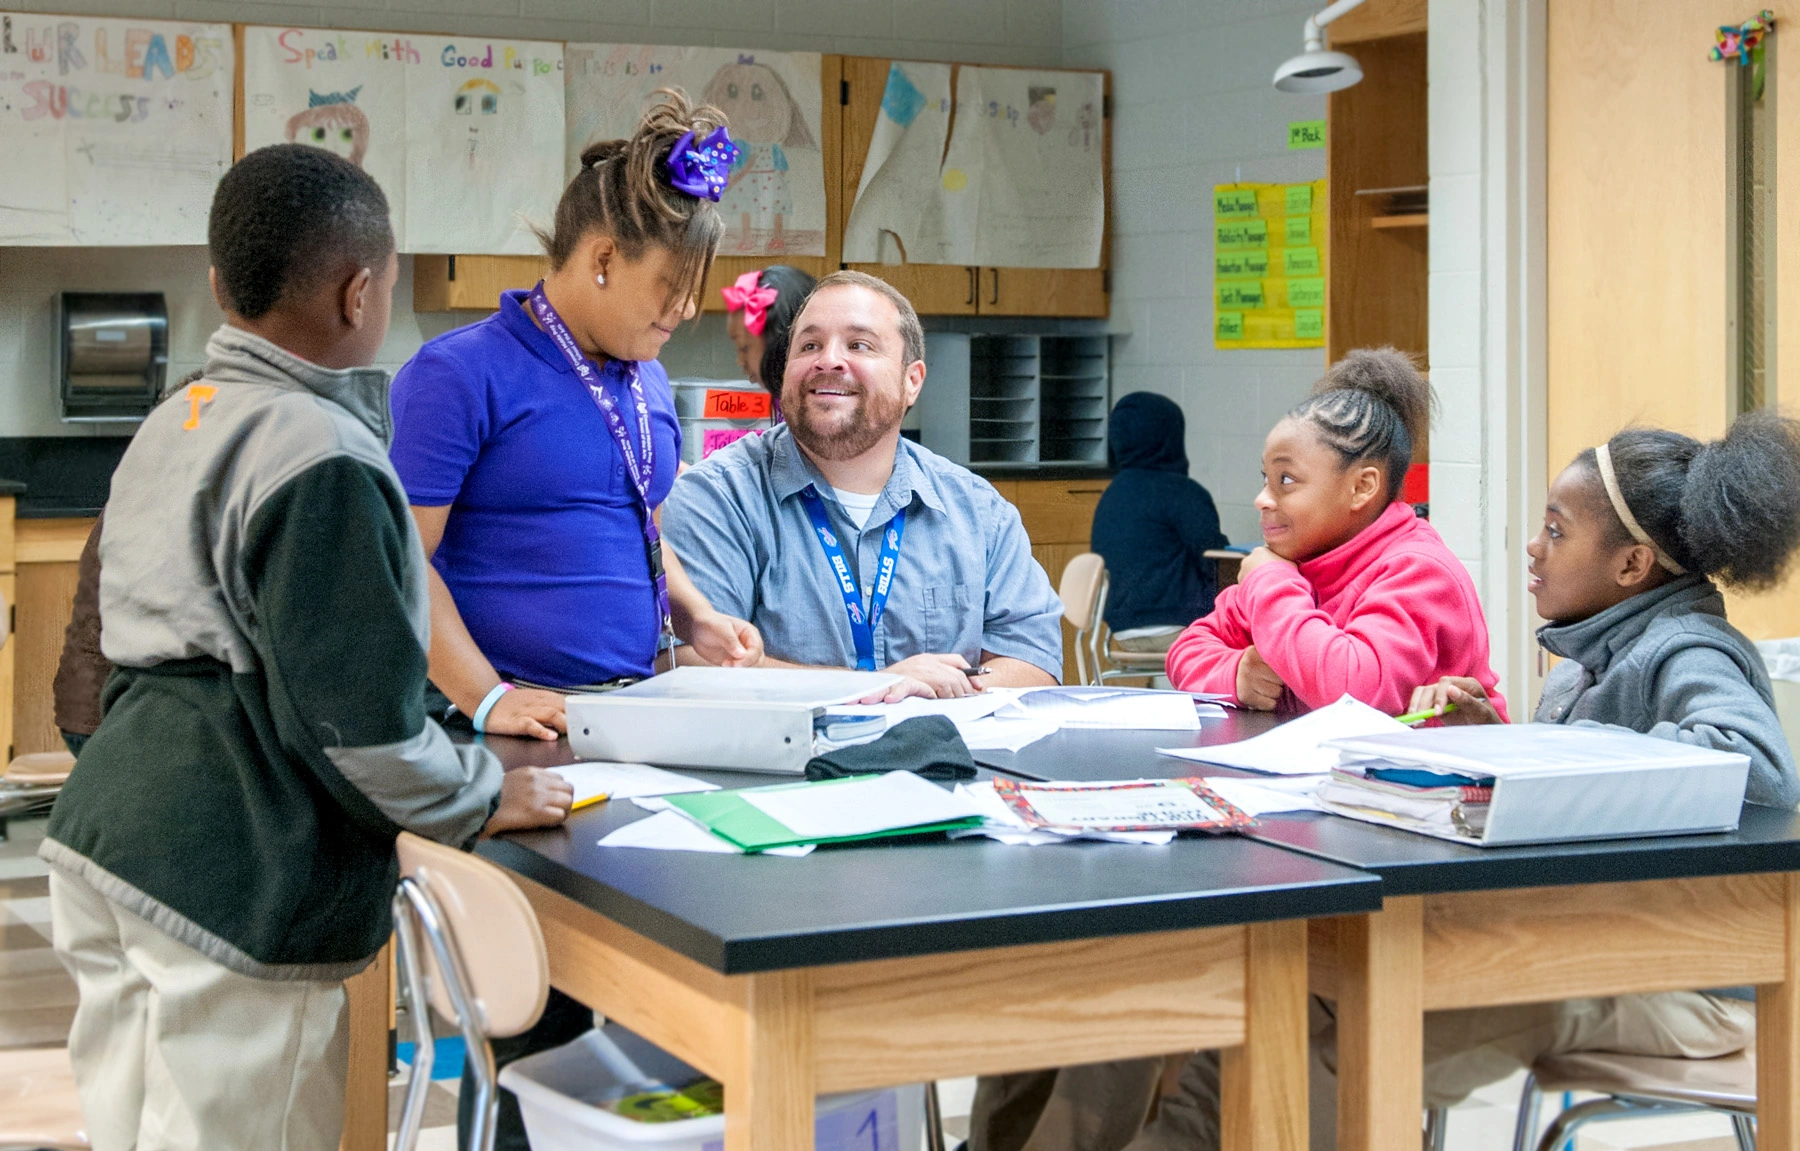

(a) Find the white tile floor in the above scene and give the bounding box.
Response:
[0,815,1755,1150]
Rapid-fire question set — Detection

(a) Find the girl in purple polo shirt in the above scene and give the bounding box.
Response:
[391,92,762,744]
[389,93,764,1150]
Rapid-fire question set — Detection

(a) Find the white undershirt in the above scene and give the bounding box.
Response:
[830,486,882,531]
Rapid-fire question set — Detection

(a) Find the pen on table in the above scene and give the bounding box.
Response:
[963,665,991,678]
[1394,703,1457,726]
[569,792,611,813]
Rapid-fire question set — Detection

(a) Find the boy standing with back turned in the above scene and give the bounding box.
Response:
[39,144,572,1150]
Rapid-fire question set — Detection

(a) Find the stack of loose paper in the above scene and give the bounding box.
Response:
[950,777,1252,846]
[1157,695,1411,775]
[1203,775,1329,817]
[824,685,1216,755]
[551,762,720,807]
[997,687,1218,729]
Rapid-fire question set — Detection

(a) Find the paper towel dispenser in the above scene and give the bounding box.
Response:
[56,292,167,422]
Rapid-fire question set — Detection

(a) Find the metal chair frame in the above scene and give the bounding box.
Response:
[391,876,505,1151]
[1088,576,1171,686]
[1510,1070,1756,1151]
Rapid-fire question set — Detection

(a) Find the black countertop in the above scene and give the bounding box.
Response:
[973,717,1800,898]
[0,437,131,518]
[471,733,1381,974]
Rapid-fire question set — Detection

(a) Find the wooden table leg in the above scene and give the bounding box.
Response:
[341,940,393,1151]
[1759,873,1800,1149]
[1221,918,1309,1151]
[1335,897,1423,1151]
[726,970,816,1151]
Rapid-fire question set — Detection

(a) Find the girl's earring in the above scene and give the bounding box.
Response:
[595,273,606,286]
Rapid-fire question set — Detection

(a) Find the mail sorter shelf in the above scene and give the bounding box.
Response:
[918,332,1110,466]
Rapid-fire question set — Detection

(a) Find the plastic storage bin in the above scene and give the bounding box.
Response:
[671,378,775,465]
[498,1025,926,1151]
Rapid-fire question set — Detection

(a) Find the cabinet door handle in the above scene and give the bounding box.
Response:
[965,265,976,305]
[988,267,1000,305]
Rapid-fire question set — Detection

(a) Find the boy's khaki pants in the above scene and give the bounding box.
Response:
[49,872,350,1151]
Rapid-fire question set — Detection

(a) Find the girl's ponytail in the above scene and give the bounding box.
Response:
[539,89,728,307]
[1288,346,1436,501]
[1584,411,1800,589]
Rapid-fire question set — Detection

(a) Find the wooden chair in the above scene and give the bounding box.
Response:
[391,832,550,1151]
[0,750,77,841]
[1056,552,1107,686]
[0,1046,88,1150]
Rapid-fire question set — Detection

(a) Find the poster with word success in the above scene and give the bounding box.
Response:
[0,13,234,244]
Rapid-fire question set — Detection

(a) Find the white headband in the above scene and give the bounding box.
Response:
[1595,443,1687,575]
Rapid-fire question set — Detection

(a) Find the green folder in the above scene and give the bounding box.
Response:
[665,775,984,853]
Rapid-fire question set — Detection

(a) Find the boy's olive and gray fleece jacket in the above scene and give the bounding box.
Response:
[1535,574,1799,809]
[41,326,502,981]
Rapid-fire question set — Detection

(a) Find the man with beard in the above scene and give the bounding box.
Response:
[662,270,1061,699]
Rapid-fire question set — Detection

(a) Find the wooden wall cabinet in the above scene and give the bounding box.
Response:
[415,54,1109,318]
[1326,27,1428,462]
[989,477,1109,685]
[12,517,90,758]
[412,255,548,312]
[839,57,1110,319]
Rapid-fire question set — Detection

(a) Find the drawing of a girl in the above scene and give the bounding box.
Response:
[701,60,816,251]
[285,88,369,167]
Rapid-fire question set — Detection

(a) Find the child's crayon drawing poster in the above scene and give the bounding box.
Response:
[1212,180,1327,350]
[243,28,564,255]
[565,46,825,258]
[945,67,1105,268]
[0,13,234,245]
[842,61,954,265]
[844,64,1104,269]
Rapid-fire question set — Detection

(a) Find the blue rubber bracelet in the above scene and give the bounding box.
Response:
[471,682,513,734]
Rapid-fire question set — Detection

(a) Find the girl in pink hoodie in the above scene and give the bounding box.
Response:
[1166,348,1507,718]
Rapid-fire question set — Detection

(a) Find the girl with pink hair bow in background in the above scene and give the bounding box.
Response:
[722,264,816,417]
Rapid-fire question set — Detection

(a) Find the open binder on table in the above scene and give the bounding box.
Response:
[1316,725,1751,847]
[567,667,903,774]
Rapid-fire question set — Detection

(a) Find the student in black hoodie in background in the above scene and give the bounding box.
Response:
[1089,392,1228,655]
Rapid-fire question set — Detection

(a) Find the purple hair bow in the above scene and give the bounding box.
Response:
[666,126,740,201]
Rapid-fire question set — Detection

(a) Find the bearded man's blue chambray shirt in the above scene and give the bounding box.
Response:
[661,424,1063,678]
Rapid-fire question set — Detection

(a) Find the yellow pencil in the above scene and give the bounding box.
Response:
[570,792,611,813]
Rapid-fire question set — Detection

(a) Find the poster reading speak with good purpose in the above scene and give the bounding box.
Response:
[0,13,234,244]
[565,45,826,258]
[243,27,564,254]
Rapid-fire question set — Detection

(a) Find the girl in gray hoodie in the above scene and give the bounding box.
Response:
[1369,411,1800,1135]
[1414,409,1800,808]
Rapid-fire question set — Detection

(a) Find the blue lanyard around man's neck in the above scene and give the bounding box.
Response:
[798,486,906,672]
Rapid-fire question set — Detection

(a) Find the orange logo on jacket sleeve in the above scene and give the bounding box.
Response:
[182,384,218,430]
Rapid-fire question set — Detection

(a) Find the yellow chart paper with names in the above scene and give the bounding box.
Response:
[1212,179,1326,350]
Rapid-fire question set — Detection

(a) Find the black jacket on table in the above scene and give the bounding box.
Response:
[1089,392,1228,634]
[41,326,501,982]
